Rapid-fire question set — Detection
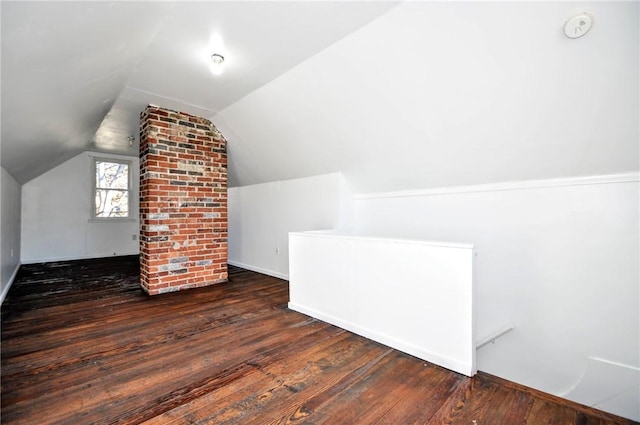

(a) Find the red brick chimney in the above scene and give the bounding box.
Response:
[139,105,227,295]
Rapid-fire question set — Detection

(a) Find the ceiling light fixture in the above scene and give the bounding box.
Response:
[127,136,135,146]
[210,53,225,75]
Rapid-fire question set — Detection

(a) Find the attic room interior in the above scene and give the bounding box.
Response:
[1,1,638,424]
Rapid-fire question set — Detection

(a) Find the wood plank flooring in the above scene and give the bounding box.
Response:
[1,256,636,425]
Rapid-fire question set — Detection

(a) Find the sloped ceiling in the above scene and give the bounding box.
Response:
[1,2,170,183]
[0,1,399,184]
[215,1,639,193]
[2,2,638,192]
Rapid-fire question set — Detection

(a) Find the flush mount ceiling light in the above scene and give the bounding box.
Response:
[210,53,225,75]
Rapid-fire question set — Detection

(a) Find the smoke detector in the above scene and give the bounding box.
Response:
[563,12,593,39]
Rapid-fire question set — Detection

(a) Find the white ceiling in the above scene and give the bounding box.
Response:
[215,1,639,192]
[1,1,399,183]
[3,1,637,193]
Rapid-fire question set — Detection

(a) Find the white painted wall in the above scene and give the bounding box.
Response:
[289,231,476,376]
[21,151,139,263]
[1,167,22,303]
[228,173,351,279]
[215,2,638,193]
[353,174,639,421]
[217,3,638,418]
[227,169,639,419]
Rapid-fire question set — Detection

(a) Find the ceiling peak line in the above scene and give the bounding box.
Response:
[123,86,217,117]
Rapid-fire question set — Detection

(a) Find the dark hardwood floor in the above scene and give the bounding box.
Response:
[1,256,636,425]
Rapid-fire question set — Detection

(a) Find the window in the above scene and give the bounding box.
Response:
[93,158,131,219]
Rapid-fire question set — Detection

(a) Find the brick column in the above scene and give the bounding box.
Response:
[139,105,227,295]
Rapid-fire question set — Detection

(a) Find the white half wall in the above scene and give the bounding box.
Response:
[228,173,351,279]
[21,151,140,263]
[1,167,22,303]
[353,173,639,421]
[289,230,476,376]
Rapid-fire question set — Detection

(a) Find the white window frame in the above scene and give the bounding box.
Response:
[91,156,132,220]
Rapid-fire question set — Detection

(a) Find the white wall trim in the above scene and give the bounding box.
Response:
[86,150,139,162]
[1,262,21,305]
[289,301,474,377]
[291,230,473,249]
[21,252,139,265]
[355,173,640,200]
[227,260,289,281]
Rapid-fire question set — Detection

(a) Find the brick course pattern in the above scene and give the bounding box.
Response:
[139,105,228,295]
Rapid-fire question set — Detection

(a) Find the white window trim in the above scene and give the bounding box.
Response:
[90,156,133,221]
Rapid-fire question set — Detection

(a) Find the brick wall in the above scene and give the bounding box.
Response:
[139,105,227,295]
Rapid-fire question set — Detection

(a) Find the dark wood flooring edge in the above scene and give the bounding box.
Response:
[479,371,639,424]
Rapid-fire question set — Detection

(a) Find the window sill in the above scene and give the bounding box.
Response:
[88,218,138,223]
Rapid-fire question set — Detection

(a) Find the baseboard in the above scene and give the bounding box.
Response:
[21,251,140,265]
[1,262,21,305]
[227,260,289,281]
[288,301,475,377]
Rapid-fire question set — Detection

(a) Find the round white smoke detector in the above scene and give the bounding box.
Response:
[564,13,593,39]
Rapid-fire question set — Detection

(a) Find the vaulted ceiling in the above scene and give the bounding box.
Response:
[215,2,639,192]
[2,2,638,193]
[1,1,398,184]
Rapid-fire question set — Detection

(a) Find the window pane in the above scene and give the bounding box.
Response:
[96,161,128,190]
[95,189,129,218]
